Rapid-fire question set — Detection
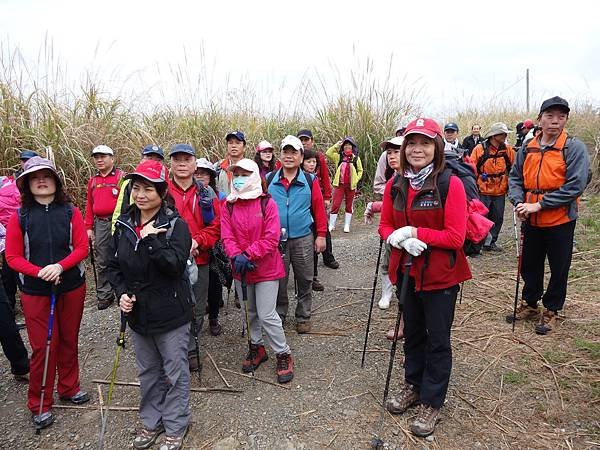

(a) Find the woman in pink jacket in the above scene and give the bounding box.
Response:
[220,158,293,384]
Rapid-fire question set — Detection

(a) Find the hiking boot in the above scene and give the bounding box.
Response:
[209,319,222,336]
[385,382,420,414]
[32,411,55,429]
[312,278,324,291]
[242,344,268,373]
[13,373,29,382]
[296,321,311,334]
[506,301,539,323]
[323,258,340,269]
[234,292,241,309]
[133,423,165,450]
[97,297,114,310]
[158,425,189,450]
[535,309,558,335]
[276,353,294,384]
[60,390,90,405]
[410,404,440,437]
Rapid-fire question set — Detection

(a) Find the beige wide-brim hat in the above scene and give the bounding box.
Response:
[484,122,513,139]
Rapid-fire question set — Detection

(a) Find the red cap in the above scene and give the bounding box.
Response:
[522,119,534,129]
[125,159,169,184]
[403,118,442,139]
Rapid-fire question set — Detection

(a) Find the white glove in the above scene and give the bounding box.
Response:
[401,237,428,256]
[364,202,374,224]
[386,226,413,249]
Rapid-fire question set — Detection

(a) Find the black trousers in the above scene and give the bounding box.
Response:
[521,220,575,311]
[0,264,29,375]
[207,268,222,320]
[314,230,335,277]
[480,194,505,245]
[400,275,458,408]
[1,255,18,311]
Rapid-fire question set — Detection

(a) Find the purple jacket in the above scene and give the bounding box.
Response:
[221,195,285,284]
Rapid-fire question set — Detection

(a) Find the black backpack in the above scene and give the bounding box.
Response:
[475,141,512,178]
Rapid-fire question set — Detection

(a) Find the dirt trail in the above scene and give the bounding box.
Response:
[1,203,599,449]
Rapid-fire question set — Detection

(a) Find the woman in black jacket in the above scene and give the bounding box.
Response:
[107,159,192,450]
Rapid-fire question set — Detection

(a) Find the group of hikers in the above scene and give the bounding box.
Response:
[0,95,591,446]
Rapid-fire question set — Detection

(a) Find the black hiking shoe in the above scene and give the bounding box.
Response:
[312,278,324,291]
[133,423,165,449]
[60,390,90,405]
[97,297,114,310]
[323,258,340,269]
[535,309,558,335]
[209,319,222,336]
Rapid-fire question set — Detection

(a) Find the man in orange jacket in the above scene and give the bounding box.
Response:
[508,96,590,335]
[472,123,515,252]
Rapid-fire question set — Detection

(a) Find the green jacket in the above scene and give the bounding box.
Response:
[326,143,364,190]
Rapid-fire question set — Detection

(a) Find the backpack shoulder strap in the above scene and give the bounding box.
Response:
[476,141,489,174]
[437,168,453,208]
[260,194,271,216]
[165,217,179,241]
[18,207,28,233]
[302,171,314,191]
[266,170,278,188]
[390,173,401,200]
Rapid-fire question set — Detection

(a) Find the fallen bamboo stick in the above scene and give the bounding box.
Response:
[336,391,368,402]
[54,404,138,411]
[206,351,233,388]
[92,379,241,393]
[305,331,349,337]
[97,384,104,422]
[220,368,290,390]
[293,409,316,417]
[335,286,370,290]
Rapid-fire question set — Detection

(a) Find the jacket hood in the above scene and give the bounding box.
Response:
[341,136,359,155]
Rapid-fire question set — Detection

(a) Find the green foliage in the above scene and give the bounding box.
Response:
[573,337,600,360]
[502,371,528,385]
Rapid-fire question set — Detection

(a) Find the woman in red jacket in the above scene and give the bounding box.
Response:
[6,157,89,430]
[378,118,471,438]
[220,158,293,384]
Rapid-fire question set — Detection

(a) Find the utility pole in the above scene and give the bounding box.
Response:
[526,68,530,111]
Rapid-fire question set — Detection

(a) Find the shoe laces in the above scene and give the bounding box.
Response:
[276,354,289,370]
[245,346,258,360]
[418,405,437,422]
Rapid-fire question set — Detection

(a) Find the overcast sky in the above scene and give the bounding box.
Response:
[1,0,599,118]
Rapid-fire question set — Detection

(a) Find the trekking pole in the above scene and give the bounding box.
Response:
[459,281,464,305]
[89,237,98,290]
[190,306,202,383]
[35,285,58,435]
[241,274,254,376]
[361,238,384,368]
[510,211,525,332]
[371,255,413,449]
[98,306,128,449]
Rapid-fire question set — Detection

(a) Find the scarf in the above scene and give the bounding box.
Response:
[226,160,264,203]
[404,163,434,191]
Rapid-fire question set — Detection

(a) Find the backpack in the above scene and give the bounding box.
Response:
[266,169,316,223]
[390,158,492,256]
[475,141,512,178]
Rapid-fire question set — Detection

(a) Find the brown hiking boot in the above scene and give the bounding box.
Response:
[312,278,324,291]
[410,404,440,437]
[535,309,558,335]
[385,383,420,414]
[296,321,311,334]
[506,301,539,323]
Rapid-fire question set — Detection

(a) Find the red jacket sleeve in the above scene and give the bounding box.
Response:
[416,176,467,249]
[318,152,332,200]
[311,179,327,237]
[56,207,89,270]
[84,178,94,230]
[378,178,396,241]
[5,213,40,277]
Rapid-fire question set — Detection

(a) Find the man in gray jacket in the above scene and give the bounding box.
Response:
[508,96,590,335]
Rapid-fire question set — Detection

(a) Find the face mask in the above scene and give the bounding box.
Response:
[232,176,249,191]
[343,148,354,157]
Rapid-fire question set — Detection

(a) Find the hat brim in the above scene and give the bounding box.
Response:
[484,130,513,139]
[16,166,60,190]
[91,151,114,156]
[281,145,303,152]
[405,130,438,139]
[142,151,164,159]
[169,150,195,157]
[196,165,216,175]
[124,173,166,184]
[226,133,246,142]
[297,133,312,139]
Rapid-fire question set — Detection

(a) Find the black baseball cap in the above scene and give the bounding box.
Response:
[169,144,196,157]
[19,150,39,161]
[539,96,570,115]
[444,122,459,132]
[225,131,246,143]
[297,129,313,139]
[141,145,165,159]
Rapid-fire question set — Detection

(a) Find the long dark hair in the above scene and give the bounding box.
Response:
[20,172,71,208]
[399,134,446,179]
[254,151,276,172]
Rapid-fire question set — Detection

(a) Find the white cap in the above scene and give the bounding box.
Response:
[91,145,114,156]
[226,158,259,173]
[379,136,404,149]
[196,157,216,174]
[280,135,303,152]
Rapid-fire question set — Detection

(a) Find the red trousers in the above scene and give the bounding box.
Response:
[331,184,355,214]
[21,283,85,414]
